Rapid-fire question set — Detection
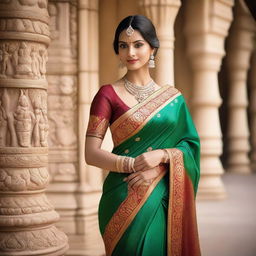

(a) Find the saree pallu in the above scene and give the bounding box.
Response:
[98,85,201,256]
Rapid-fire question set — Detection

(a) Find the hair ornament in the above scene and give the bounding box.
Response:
[126,25,134,36]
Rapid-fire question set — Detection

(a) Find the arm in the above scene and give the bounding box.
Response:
[85,135,120,172]
[85,85,136,173]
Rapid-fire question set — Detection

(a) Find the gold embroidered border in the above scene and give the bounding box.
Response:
[110,86,181,147]
[86,115,109,139]
[166,148,185,256]
[103,168,167,256]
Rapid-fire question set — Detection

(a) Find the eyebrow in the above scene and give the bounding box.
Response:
[118,40,145,44]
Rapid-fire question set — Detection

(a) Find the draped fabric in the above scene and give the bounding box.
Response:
[86,84,201,256]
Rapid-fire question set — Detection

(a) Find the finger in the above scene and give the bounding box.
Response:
[134,159,145,169]
[130,179,144,189]
[123,172,139,182]
[134,162,148,172]
[127,175,141,187]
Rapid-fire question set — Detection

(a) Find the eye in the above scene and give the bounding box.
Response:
[135,43,144,48]
[119,43,127,49]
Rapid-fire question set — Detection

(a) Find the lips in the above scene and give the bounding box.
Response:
[127,59,138,64]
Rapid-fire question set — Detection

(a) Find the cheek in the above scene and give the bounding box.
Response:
[118,51,126,60]
[139,48,151,58]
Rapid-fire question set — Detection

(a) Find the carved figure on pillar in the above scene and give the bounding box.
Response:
[0,99,7,146]
[15,42,33,78]
[13,89,35,147]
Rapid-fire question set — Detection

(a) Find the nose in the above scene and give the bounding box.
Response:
[128,45,135,57]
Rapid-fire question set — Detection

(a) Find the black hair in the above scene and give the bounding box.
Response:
[113,15,160,56]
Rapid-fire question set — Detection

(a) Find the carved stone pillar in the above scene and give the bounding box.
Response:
[0,1,68,255]
[184,0,234,199]
[76,0,105,255]
[139,0,181,86]
[225,0,256,173]
[249,48,256,172]
[47,0,78,235]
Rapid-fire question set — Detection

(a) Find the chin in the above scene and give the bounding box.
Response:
[126,64,146,71]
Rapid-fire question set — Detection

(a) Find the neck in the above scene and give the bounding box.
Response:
[124,68,152,86]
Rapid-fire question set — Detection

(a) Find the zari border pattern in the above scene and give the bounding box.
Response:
[110,86,180,147]
[86,115,109,139]
[166,148,201,256]
[103,166,167,256]
[167,149,184,256]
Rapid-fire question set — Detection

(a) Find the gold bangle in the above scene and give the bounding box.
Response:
[116,155,135,173]
[116,155,123,172]
[162,149,170,163]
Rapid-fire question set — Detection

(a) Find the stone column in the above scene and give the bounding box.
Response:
[76,0,105,255]
[184,0,234,199]
[46,0,78,234]
[225,0,256,173]
[249,48,256,172]
[0,1,68,255]
[139,0,181,86]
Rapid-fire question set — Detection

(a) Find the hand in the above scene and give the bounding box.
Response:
[123,166,163,189]
[134,150,165,172]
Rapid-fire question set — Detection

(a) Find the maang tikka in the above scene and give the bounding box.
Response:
[126,25,134,37]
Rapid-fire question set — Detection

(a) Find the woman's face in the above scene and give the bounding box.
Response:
[118,29,154,71]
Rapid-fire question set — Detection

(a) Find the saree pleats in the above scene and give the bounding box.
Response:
[112,173,169,256]
[98,86,201,256]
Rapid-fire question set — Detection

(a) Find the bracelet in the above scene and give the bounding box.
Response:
[162,149,170,163]
[116,155,136,173]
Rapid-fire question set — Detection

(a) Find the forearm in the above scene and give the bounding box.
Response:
[85,147,134,173]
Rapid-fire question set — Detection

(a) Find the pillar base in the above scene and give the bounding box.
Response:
[197,175,227,200]
[226,166,251,174]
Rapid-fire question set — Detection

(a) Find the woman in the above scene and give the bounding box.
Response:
[85,15,201,256]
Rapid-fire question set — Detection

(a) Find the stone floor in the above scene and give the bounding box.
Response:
[197,173,256,256]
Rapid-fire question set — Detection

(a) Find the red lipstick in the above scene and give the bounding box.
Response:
[127,59,138,64]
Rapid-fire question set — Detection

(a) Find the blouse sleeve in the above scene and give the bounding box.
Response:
[86,86,112,140]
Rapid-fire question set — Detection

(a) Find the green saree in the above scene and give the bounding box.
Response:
[98,85,201,256]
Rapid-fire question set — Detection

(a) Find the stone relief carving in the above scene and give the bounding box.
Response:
[48,3,60,40]
[70,3,77,58]
[0,154,48,168]
[0,193,53,215]
[49,163,77,182]
[0,226,67,251]
[0,19,50,37]
[48,2,77,58]
[0,41,48,79]
[0,88,48,147]
[47,75,77,148]
[0,167,49,191]
[18,0,47,9]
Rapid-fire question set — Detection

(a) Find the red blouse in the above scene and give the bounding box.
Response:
[86,84,130,139]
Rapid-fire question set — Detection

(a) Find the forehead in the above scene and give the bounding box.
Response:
[118,29,145,43]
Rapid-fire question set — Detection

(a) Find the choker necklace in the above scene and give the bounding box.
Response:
[123,78,156,103]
